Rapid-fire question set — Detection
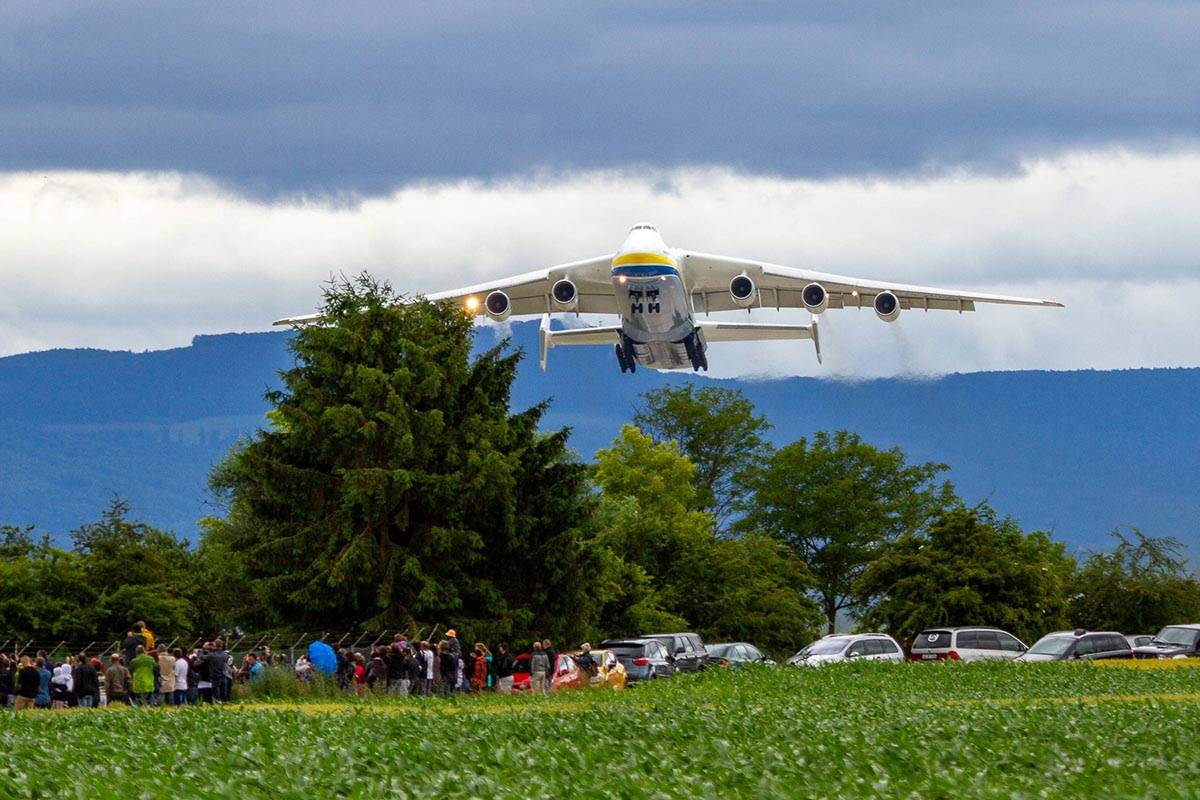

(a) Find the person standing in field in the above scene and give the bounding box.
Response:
[172,648,188,705]
[50,664,72,709]
[0,654,13,708]
[157,647,176,705]
[105,654,131,705]
[529,641,549,695]
[492,643,515,694]
[437,641,456,696]
[13,656,40,711]
[542,639,556,678]
[121,629,144,666]
[208,640,230,702]
[137,621,155,652]
[129,646,156,705]
[34,657,52,708]
[470,644,490,691]
[74,654,100,708]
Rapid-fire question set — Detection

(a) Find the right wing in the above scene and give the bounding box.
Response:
[681,251,1063,314]
[274,254,617,326]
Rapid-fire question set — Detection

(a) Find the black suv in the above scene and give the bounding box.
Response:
[598,638,675,683]
[1015,630,1132,662]
[1132,624,1200,659]
[644,632,707,672]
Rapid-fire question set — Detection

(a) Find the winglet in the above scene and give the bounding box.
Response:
[811,316,822,365]
[539,314,551,372]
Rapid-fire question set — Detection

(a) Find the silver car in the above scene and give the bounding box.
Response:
[787,633,904,666]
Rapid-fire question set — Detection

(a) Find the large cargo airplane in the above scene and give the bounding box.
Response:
[275,223,1062,373]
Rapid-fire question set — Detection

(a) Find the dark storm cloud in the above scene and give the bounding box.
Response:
[2,1,1197,192]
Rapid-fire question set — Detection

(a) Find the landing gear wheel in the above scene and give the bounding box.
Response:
[615,344,629,374]
[615,341,636,374]
[684,331,708,372]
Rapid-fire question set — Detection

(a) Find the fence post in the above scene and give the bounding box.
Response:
[288,632,308,663]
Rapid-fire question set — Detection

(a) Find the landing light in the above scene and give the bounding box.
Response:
[465,297,479,311]
[618,276,627,284]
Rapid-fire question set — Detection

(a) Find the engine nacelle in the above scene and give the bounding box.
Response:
[729,274,756,308]
[802,282,828,314]
[485,290,512,321]
[551,279,578,311]
[873,290,900,322]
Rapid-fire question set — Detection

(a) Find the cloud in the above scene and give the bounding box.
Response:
[1,3,1199,190]
[1,148,1198,377]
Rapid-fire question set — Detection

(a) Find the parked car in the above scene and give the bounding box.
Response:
[908,627,1028,662]
[643,632,708,672]
[1015,630,1133,662]
[705,642,775,668]
[1132,624,1200,659]
[511,653,583,692]
[1126,634,1155,649]
[787,633,904,666]
[599,638,676,683]
[569,648,627,690]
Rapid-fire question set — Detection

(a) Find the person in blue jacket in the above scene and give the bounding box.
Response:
[34,657,52,708]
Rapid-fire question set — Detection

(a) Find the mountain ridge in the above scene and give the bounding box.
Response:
[1,327,1195,558]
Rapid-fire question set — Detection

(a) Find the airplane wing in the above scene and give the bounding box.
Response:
[274,254,618,327]
[680,251,1063,315]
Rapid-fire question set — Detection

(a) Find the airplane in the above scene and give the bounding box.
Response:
[275,223,1063,373]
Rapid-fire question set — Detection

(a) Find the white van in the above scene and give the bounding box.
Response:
[908,627,1028,662]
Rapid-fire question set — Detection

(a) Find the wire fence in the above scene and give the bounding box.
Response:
[1,625,448,664]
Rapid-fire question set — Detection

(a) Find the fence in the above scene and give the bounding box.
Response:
[1,625,447,664]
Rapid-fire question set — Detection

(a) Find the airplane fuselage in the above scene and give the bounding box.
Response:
[609,224,705,371]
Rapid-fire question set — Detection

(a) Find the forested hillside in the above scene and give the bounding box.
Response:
[0,325,1196,555]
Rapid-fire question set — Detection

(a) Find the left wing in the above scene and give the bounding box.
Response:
[681,251,1063,314]
[274,254,618,327]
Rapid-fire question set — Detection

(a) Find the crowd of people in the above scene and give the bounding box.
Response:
[1,622,597,709]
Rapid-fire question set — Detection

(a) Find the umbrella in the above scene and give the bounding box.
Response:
[308,640,337,675]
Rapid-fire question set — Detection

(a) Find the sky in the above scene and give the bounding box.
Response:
[2,2,1199,377]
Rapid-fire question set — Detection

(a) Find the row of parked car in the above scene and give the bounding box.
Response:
[786,623,1200,666]
[509,623,1200,692]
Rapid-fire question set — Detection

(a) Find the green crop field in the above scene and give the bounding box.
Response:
[3,662,1199,798]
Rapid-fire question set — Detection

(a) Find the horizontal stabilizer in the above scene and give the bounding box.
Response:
[539,315,623,371]
[697,318,821,363]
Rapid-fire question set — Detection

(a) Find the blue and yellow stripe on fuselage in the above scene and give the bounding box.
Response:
[611,251,680,279]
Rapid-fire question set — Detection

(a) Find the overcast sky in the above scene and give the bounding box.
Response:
[2,3,1198,376]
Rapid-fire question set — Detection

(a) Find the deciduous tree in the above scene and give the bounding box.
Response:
[735,430,955,633]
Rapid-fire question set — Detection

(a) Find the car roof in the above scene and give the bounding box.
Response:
[818,633,893,641]
[600,638,659,646]
[1160,623,1200,630]
[707,642,750,648]
[1046,630,1125,638]
[644,632,700,638]
[918,626,1007,632]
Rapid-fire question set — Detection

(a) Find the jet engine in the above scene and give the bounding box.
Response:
[485,290,512,321]
[551,279,578,311]
[802,282,828,314]
[729,274,756,308]
[873,290,900,322]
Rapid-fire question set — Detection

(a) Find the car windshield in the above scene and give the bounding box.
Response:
[1152,627,1198,646]
[707,644,733,658]
[1027,635,1074,656]
[796,639,847,657]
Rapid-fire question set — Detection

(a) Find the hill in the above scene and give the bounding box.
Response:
[0,325,1196,557]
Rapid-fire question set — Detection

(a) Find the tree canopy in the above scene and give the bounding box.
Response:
[633,383,772,528]
[204,275,597,644]
[735,430,955,632]
[856,506,1074,644]
[1069,528,1200,634]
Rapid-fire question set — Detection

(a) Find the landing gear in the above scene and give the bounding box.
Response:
[615,338,637,373]
[683,330,708,372]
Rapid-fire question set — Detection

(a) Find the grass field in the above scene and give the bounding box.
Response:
[3,661,1199,798]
